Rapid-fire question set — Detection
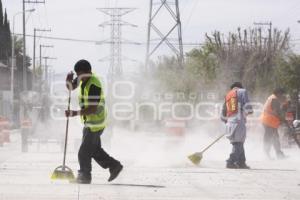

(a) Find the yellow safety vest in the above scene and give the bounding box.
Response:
[78,73,107,132]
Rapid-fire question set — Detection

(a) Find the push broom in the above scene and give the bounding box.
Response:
[51,90,75,181]
[188,134,225,165]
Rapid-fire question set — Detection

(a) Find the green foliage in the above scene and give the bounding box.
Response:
[154,56,198,96]
[0,1,12,61]
[0,0,3,26]
[185,44,218,84]
[276,55,300,92]
[154,27,292,100]
[12,36,31,68]
[153,57,198,99]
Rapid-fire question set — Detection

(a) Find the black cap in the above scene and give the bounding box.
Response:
[74,59,92,73]
[230,82,243,89]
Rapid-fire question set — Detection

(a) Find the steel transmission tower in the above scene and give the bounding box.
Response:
[146,0,184,70]
[97,8,137,76]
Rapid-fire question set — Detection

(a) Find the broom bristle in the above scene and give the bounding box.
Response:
[51,169,75,180]
[188,153,202,165]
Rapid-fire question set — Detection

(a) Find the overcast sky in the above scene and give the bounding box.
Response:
[2,0,300,75]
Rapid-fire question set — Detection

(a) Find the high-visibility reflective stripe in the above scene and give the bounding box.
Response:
[84,117,107,131]
[85,111,107,123]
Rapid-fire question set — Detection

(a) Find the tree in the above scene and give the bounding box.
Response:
[10,35,32,92]
[3,9,11,58]
[185,44,218,85]
[276,54,300,118]
[153,56,199,100]
[0,1,12,62]
[0,0,3,26]
[276,54,300,93]
[204,27,290,93]
[153,26,292,103]
[0,0,4,60]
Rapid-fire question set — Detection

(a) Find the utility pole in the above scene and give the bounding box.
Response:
[33,28,51,90]
[48,67,55,89]
[41,56,55,124]
[42,57,56,90]
[11,9,35,125]
[23,0,45,91]
[39,45,54,92]
[145,0,184,71]
[39,44,54,70]
[97,8,138,76]
[296,20,300,119]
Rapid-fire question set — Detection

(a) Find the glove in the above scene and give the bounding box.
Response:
[66,71,74,82]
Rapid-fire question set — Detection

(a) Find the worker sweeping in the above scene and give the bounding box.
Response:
[260,88,287,159]
[221,82,253,169]
[65,59,123,184]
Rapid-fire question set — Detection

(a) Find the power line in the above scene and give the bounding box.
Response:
[183,0,200,30]
[15,33,105,43]
[15,32,206,46]
[14,33,300,46]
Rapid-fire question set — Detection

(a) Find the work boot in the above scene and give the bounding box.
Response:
[75,172,91,184]
[108,163,123,182]
[236,162,250,169]
[226,162,238,169]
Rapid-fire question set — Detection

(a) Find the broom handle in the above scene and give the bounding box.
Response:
[62,90,71,169]
[201,134,225,153]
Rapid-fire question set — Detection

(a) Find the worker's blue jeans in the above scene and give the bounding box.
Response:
[227,142,246,165]
[78,127,120,176]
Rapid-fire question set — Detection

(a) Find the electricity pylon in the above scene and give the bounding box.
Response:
[145,0,184,70]
[97,8,138,76]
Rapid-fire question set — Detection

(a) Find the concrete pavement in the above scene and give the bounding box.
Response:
[0,130,300,200]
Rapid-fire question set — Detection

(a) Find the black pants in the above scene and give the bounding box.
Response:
[227,142,246,165]
[263,125,283,156]
[78,127,120,175]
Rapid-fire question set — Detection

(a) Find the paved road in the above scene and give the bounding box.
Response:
[0,152,299,199]
[0,131,21,164]
[0,130,300,200]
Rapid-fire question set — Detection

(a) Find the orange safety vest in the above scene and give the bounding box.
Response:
[260,94,281,128]
[225,89,238,117]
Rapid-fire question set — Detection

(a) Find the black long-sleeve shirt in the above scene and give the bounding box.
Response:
[72,77,101,107]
